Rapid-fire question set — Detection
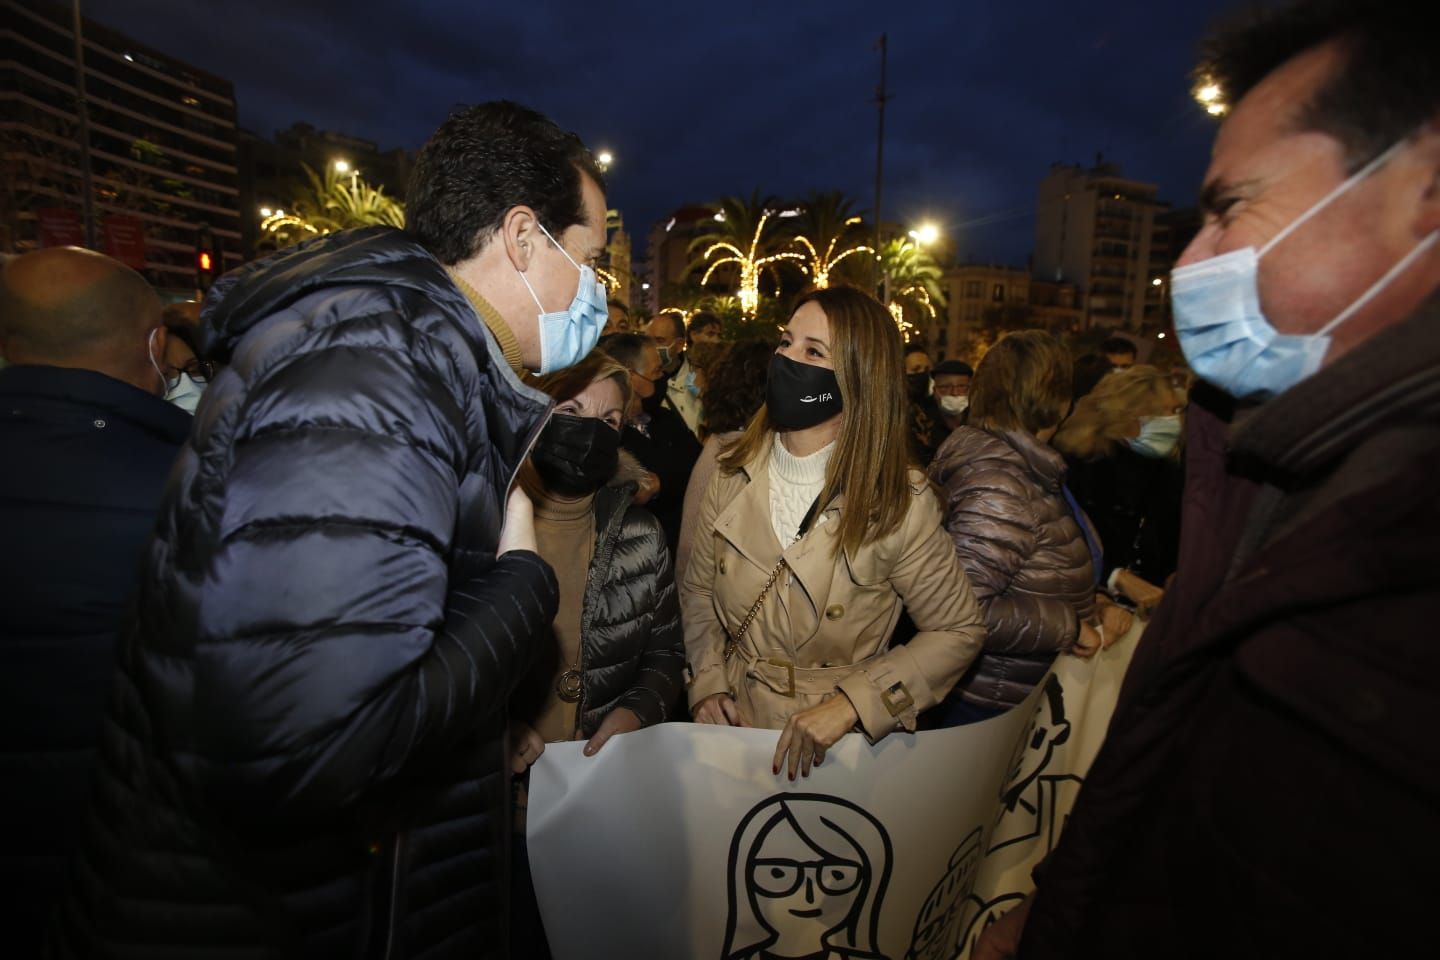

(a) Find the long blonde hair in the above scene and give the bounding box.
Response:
[719,286,912,555]
[1053,364,1184,460]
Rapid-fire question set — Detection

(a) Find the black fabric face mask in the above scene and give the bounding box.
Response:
[766,353,843,430]
[906,371,932,403]
[532,413,621,497]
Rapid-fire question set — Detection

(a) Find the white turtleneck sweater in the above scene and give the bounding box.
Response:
[768,433,834,545]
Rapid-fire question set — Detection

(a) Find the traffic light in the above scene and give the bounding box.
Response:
[195,225,217,293]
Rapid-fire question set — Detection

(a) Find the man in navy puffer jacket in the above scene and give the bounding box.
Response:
[48,101,609,959]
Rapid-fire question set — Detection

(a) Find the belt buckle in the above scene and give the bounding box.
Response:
[766,657,797,698]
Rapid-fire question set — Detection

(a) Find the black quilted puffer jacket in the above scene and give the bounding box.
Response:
[516,480,685,737]
[47,227,559,959]
[928,425,1097,709]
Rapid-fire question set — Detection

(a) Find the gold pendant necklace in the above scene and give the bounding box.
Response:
[555,668,583,703]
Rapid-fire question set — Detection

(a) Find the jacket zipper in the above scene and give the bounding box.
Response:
[504,401,555,498]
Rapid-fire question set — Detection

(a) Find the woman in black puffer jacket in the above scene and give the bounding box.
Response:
[507,350,684,958]
[927,331,1131,725]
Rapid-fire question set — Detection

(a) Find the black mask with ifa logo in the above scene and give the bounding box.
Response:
[765,353,844,430]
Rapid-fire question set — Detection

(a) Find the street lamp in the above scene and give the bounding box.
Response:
[1193,79,1228,116]
[333,158,358,190]
[908,222,940,246]
[259,207,272,218]
[596,150,614,171]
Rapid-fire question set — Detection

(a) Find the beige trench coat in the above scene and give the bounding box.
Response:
[682,445,985,739]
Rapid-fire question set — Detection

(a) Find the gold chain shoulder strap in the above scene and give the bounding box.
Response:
[724,556,788,663]
[719,493,823,663]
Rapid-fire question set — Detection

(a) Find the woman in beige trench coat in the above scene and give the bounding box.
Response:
[683,286,986,779]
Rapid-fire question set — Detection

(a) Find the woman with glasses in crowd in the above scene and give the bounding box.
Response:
[683,286,984,780]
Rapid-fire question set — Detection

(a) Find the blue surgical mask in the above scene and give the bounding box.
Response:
[1171,135,1439,401]
[1126,414,1181,459]
[516,221,608,374]
[147,327,204,414]
[165,372,206,413]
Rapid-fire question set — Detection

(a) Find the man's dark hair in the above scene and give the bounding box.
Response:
[934,360,973,378]
[1100,336,1136,357]
[1072,352,1111,401]
[405,100,606,265]
[1199,1,1440,169]
[903,342,931,359]
[596,332,653,372]
[703,337,775,434]
[650,312,686,341]
[687,311,722,343]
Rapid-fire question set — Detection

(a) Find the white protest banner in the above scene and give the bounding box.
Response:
[955,620,1145,958]
[527,680,1043,960]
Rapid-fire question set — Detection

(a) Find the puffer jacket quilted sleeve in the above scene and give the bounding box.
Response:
[578,486,685,735]
[929,426,1096,708]
[182,291,556,826]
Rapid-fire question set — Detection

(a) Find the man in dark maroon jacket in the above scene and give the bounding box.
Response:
[977,2,1440,958]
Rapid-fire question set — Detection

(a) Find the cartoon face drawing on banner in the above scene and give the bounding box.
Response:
[989,674,1072,854]
[723,794,893,960]
[904,827,982,960]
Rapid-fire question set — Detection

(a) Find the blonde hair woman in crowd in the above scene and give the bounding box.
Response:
[1053,364,1187,615]
[683,286,984,779]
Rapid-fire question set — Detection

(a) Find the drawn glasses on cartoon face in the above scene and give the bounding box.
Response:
[725,794,892,960]
[751,857,863,902]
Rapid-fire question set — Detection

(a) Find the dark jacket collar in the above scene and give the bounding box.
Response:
[1231,293,1440,479]
[0,364,192,443]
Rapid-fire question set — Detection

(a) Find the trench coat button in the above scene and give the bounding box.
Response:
[718,557,727,575]
[825,603,845,620]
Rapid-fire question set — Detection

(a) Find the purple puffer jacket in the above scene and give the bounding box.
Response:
[928,426,1096,709]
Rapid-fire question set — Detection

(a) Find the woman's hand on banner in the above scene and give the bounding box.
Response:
[583,707,641,757]
[774,693,859,781]
[510,720,545,774]
[1094,595,1134,645]
[693,693,746,727]
[1072,620,1103,659]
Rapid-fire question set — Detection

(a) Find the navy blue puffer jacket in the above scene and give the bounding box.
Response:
[48,227,559,959]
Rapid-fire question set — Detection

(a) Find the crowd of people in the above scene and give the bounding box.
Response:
[0,1,1436,957]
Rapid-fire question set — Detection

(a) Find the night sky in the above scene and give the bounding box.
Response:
[86,0,1239,265]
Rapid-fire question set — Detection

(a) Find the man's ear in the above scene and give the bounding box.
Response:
[499,205,541,272]
[150,323,168,364]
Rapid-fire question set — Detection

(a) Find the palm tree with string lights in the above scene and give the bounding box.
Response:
[878,236,947,339]
[788,190,874,289]
[260,163,404,248]
[688,191,806,318]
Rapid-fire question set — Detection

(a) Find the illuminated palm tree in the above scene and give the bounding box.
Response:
[261,163,404,248]
[789,191,873,289]
[689,191,805,318]
[878,237,946,337]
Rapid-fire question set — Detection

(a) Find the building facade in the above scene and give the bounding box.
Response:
[920,263,1081,363]
[1033,159,1168,331]
[1,0,242,292]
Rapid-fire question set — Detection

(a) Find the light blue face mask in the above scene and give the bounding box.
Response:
[1126,414,1182,459]
[1170,135,1439,401]
[147,327,204,414]
[516,221,608,374]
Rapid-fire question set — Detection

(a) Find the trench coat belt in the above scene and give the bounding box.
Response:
[730,642,882,699]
